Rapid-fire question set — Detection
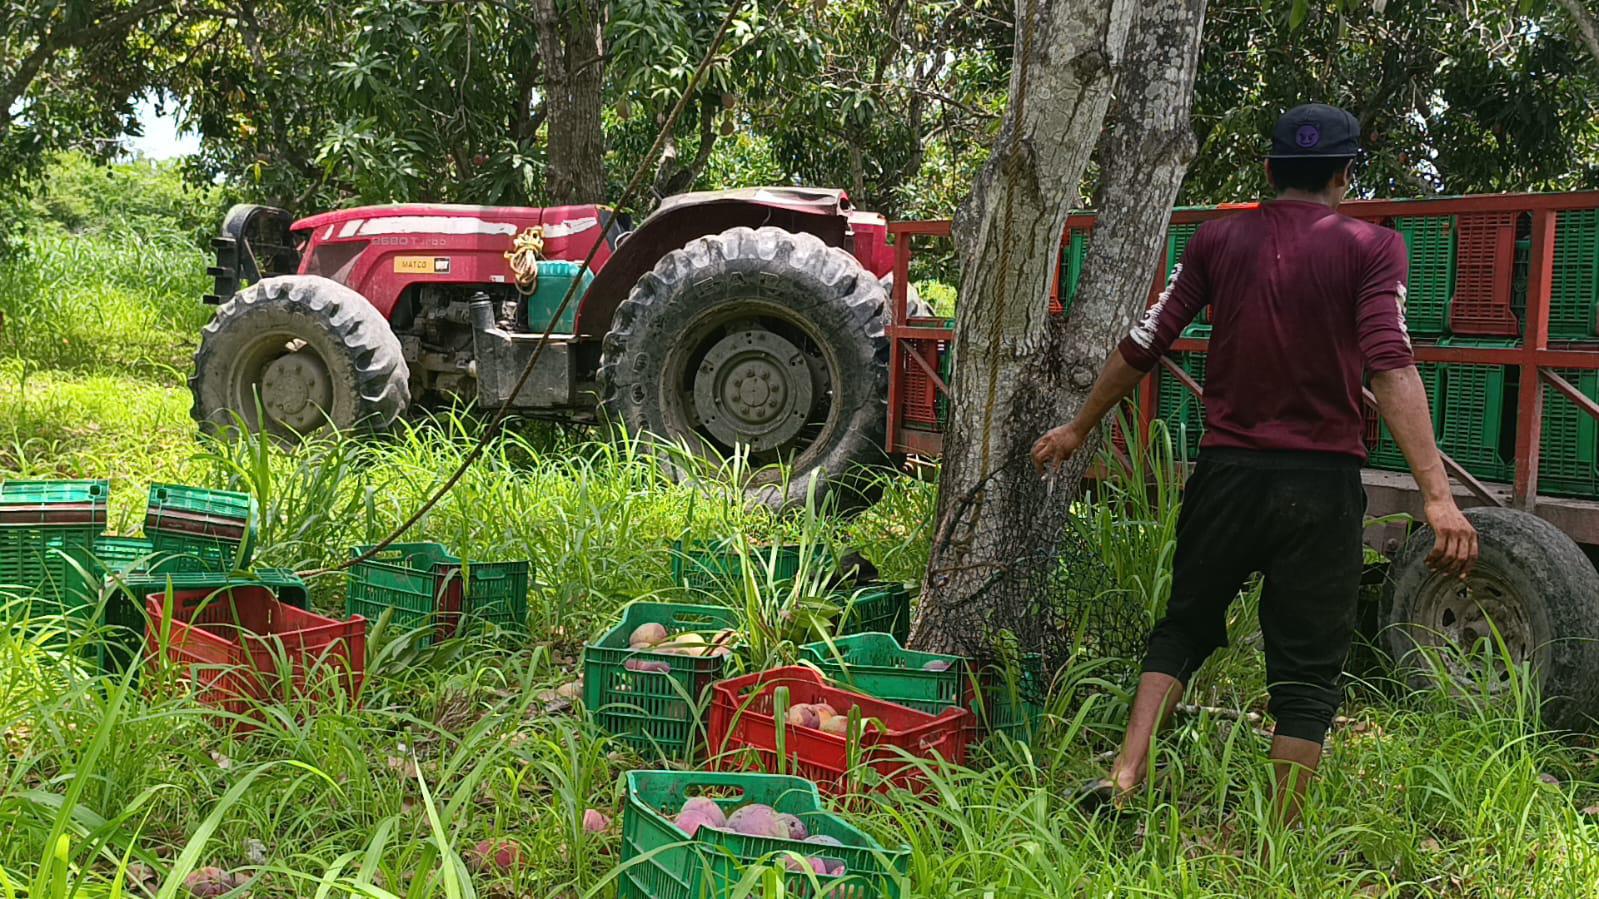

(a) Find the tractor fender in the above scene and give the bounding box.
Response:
[573,195,851,338]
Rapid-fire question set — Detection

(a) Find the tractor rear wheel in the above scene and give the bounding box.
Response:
[1383,506,1599,732]
[599,227,889,510]
[191,275,410,438]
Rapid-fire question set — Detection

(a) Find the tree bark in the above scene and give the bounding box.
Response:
[910,0,1208,659]
[532,0,607,205]
[653,100,719,199]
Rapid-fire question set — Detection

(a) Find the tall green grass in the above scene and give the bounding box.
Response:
[3,184,1598,897]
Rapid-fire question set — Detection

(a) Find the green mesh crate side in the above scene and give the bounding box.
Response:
[1511,237,1531,322]
[799,633,964,713]
[344,542,455,645]
[1155,353,1206,459]
[671,542,807,593]
[837,585,910,644]
[1166,223,1199,279]
[1393,216,1456,336]
[1538,369,1599,497]
[1437,363,1512,480]
[146,484,256,522]
[1369,363,1444,471]
[584,601,740,759]
[0,480,109,506]
[0,524,99,606]
[1059,229,1091,315]
[619,770,908,899]
[1551,209,1599,341]
[457,560,530,629]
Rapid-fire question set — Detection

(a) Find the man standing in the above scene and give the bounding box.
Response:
[1031,104,1479,826]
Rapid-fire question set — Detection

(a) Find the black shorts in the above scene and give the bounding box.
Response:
[1142,448,1367,744]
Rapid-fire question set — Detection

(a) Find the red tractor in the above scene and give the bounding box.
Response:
[195,189,904,506]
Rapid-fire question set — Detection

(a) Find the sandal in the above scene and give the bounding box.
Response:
[1075,778,1132,816]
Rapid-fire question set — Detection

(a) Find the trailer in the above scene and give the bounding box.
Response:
[884,192,1599,730]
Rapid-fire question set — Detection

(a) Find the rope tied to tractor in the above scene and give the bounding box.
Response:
[505,226,546,294]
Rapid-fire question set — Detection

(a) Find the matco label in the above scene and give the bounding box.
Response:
[394,256,451,274]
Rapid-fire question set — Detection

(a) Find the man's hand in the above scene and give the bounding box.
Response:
[1031,423,1086,475]
[1423,499,1478,579]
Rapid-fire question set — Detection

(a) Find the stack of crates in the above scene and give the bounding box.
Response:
[344,542,529,647]
[144,483,258,572]
[103,567,310,670]
[1155,352,1206,460]
[1394,214,1456,338]
[1551,209,1599,342]
[1539,369,1599,498]
[0,479,108,616]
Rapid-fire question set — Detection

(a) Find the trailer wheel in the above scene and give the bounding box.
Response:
[1383,506,1599,731]
[191,275,410,438]
[600,226,888,509]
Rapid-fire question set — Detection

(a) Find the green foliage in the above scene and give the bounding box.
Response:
[27,152,223,242]
[1187,0,1599,200]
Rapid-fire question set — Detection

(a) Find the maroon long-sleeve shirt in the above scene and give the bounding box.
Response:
[1117,199,1416,460]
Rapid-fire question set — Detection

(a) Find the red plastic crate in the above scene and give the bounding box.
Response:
[896,336,946,428]
[1449,212,1520,337]
[145,586,366,726]
[707,666,968,796]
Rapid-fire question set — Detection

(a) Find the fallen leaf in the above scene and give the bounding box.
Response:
[210,751,233,770]
[1421,837,1441,853]
[244,838,268,866]
[1539,773,1561,787]
[1581,804,1599,817]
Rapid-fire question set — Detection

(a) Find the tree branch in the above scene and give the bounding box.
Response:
[1558,0,1599,66]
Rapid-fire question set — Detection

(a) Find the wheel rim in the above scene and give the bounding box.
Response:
[1408,567,1539,694]
[691,329,814,452]
[661,303,842,481]
[225,333,336,436]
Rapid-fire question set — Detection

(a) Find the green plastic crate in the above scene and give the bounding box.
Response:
[619,769,909,899]
[671,541,805,593]
[1155,352,1206,461]
[799,633,964,716]
[345,542,528,647]
[1551,209,1599,341]
[836,584,910,644]
[1539,368,1599,499]
[1368,363,1444,471]
[1393,215,1456,337]
[0,479,109,608]
[584,601,740,759]
[800,634,1044,745]
[98,567,311,670]
[1438,361,1514,483]
[1166,223,1199,279]
[144,484,258,571]
[1057,228,1091,315]
[935,341,955,427]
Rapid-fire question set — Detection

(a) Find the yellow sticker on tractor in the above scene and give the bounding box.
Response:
[394,256,451,274]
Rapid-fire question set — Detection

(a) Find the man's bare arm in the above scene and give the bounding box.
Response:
[1370,365,1479,576]
[1031,352,1146,473]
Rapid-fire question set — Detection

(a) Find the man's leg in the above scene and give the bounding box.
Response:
[1098,458,1259,798]
[1258,464,1365,827]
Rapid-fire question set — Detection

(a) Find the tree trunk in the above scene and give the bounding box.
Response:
[910,0,1208,661]
[533,0,607,205]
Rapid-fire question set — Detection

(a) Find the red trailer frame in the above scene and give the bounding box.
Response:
[885,192,1599,549]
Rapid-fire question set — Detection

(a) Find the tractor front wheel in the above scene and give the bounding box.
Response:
[599,227,889,510]
[191,275,410,438]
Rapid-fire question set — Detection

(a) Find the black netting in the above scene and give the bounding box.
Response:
[923,455,1148,697]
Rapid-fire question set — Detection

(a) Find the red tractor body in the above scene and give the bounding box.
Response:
[198,188,897,507]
